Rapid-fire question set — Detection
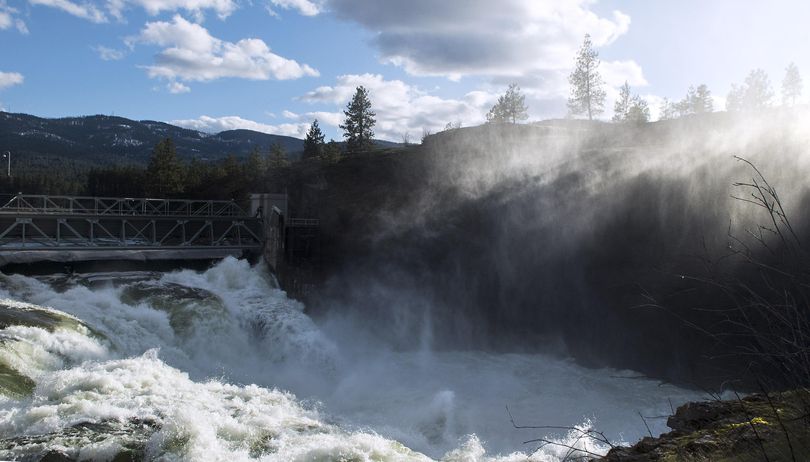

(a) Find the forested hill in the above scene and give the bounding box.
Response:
[0,111,306,168]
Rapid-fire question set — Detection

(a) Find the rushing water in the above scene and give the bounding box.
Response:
[0,257,703,461]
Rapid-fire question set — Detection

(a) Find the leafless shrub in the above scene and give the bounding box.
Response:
[715,156,810,388]
[506,406,614,460]
[421,127,433,144]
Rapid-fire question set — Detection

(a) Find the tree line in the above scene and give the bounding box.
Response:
[85,138,294,200]
[484,34,804,126]
[0,86,382,200]
[0,41,804,200]
[300,85,378,161]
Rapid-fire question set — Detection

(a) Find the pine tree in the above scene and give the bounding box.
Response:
[568,34,606,120]
[626,95,650,123]
[659,98,677,120]
[303,119,325,160]
[486,83,529,124]
[320,139,342,164]
[267,142,289,169]
[340,86,376,154]
[186,157,206,194]
[612,81,632,122]
[146,137,184,197]
[782,62,803,106]
[692,84,713,113]
[244,146,266,185]
[612,82,648,123]
[742,69,774,110]
[726,84,745,112]
[726,70,773,112]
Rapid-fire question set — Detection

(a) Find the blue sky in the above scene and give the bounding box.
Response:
[1,0,808,140]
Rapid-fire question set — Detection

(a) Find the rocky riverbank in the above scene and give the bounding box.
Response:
[601,390,810,461]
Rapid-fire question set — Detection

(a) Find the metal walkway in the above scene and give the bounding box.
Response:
[0,194,263,265]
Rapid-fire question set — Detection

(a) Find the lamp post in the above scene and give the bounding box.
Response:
[2,151,9,177]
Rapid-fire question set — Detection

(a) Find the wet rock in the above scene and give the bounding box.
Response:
[0,301,86,333]
[38,450,75,462]
[0,418,156,462]
[600,390,810,461]
[0,361,35,398]
[120,281,226,336]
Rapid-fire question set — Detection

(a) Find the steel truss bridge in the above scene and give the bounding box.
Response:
[0,195,263,265]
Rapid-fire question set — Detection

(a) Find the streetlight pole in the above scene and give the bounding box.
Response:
[2,151,9,177]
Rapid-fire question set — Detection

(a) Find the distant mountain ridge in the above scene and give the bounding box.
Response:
[0,112,311,169]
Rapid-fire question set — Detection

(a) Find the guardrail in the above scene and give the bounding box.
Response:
[0,195,250,218]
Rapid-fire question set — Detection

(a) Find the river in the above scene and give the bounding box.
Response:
[0,257,703,461]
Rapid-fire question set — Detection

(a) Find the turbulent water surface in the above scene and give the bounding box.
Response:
[0,258,703,461]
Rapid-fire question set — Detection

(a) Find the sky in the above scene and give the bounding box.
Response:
[0,0,808,141]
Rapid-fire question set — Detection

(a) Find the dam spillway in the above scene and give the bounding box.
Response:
[0,194,263,266]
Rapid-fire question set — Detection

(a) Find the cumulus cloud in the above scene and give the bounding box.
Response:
[310,0,645,120]
[172,114,309,137]
[110,0,237,21]
[299,73,497,140]
[326,0,631,80]
[29,0,107,22]
[93,45,125,60]
[267,0,321,16]
[167,81,190,93]
[131,15,319,84]
[601,60,647,87]
[26,0,238,23]
[0,1,28,33]
[0,71,24,90]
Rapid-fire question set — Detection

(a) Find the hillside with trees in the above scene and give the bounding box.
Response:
[0,112,306,168]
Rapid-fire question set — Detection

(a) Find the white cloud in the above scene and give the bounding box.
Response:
[268,0,321,16]
[110,0,237,21]
[167,81,190,93]
[327,0,631,80]
[318,0,644,120]
[299,73,496,140]
[172,114,309,137]
[601,60,647,87]
[132,15,319,83]
[303,110,342,128]
[0,1,28,33]
[94,45,125,60]
[26,0,237,23]
[0,71,24,90]
[14,18,28,33]
[29,0,108,23]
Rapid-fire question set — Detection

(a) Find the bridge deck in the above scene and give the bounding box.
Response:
[0,195,263,265]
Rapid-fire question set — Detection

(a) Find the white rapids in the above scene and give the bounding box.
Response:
[0,257,704,461]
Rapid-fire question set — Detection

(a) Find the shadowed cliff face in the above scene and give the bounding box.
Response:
[292,110,810,388]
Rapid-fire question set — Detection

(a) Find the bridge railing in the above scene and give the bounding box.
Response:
[0,195,250,218]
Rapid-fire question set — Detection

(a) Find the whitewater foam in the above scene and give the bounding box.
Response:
[0,258,703,460]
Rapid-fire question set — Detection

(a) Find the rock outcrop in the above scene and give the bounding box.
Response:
[601,391,810,461]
